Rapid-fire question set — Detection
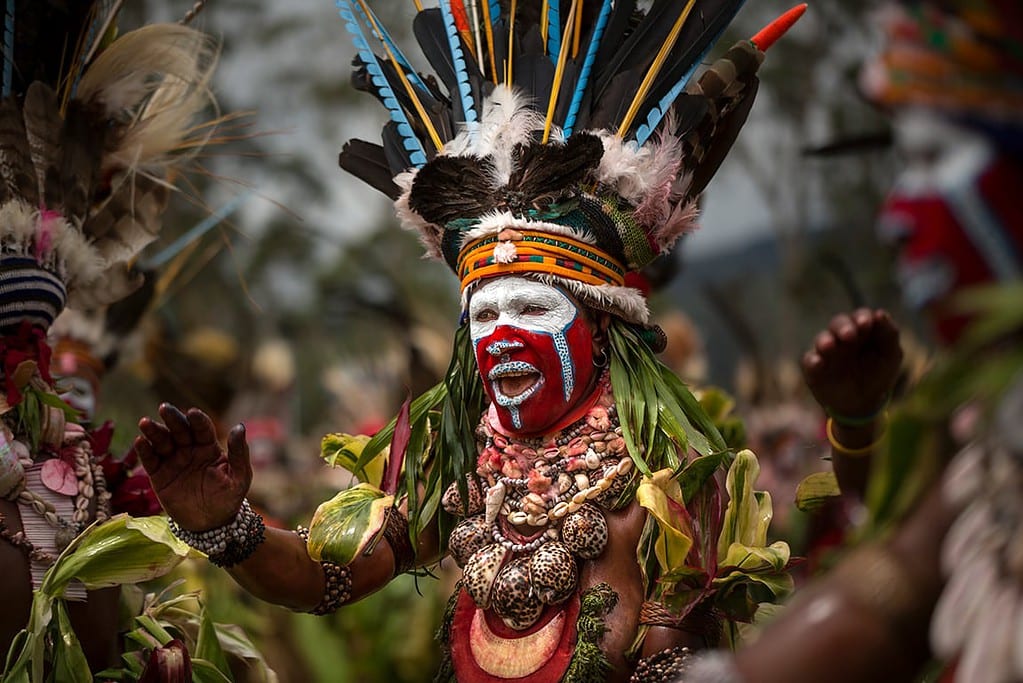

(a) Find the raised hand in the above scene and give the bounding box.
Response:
[802,309,904,421]
[134,403,251,531]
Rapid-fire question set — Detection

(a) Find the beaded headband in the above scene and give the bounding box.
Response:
[458,230,626,291]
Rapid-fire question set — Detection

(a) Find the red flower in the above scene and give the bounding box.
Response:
[98,439,163,517]
[0,321,53,405]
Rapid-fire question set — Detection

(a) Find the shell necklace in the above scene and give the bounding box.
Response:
[442,378,635,631]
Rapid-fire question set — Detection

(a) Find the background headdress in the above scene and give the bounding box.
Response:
[0,1,220,334]
[337,0,805,324]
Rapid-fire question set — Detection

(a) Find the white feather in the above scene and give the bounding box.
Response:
[76,24,219,173]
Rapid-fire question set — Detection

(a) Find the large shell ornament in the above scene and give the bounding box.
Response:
[463,543,509,609]
[560,503,609,560]
[449,515,492,567]
[491,556,544,630]
[529,541,578,605]
[442,475,485,516]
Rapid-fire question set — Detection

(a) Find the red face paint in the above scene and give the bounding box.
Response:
[469,278,599,436]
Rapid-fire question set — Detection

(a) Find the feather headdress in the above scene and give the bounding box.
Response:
[0,2,220,333]
[338,0,806,324]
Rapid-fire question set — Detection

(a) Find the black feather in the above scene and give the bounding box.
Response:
[408,154,498,225]
[353,56,454,149]
[505,132,603,207]
[381,120,415,174]
[339,139,401,199]
[592,0,677,101]
[668,92,709,139]
[643,0,747,118]
[11,0,96,96]
[512,26,552,113]
[413,8,487,128]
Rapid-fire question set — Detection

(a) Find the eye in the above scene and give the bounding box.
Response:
[474,308,498,323]
[522,304,548,316]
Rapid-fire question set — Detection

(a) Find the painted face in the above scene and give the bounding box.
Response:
[469,277,599,436]
[58,375,97,422]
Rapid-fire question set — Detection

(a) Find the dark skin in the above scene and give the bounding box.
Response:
[708,308,949,682]
[134,303,705,679]
[801,308,903,498]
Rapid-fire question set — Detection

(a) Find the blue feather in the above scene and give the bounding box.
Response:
[337,0,427,167]
[488,0,500,27]
[142,190,255,270]
[350,0,429,94]
[561,0,611,137]
[633,62,701,146]
[546,1,561,64]
[2,0,13,98]
[438,0,478,126]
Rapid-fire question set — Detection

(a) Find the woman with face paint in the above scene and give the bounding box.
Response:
[134,3,807,681]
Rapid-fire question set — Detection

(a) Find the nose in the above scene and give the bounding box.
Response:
[486,339,524,356]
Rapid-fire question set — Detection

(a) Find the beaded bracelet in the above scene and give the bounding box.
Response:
[295,526,353,615]
[630,647,693,682]
[168,499,266,568]
[826,418,884,457]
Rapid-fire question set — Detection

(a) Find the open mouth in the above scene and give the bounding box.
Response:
[489,361,544,404]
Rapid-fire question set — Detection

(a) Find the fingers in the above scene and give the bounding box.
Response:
[139,416,174,455]
[133,435,159,474]
[186,408,218,446]
[159,403,194,447]
[226,423,253,485]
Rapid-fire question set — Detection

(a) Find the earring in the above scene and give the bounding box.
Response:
[593,347,609,368]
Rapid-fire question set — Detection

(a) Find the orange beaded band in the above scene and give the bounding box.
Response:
[457,230,626,291]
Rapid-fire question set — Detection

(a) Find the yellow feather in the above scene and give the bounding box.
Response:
[617,0,697,137]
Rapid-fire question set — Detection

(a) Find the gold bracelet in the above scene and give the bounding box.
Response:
[826,417,884,457]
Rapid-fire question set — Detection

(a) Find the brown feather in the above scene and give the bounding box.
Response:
[0,97,38,206]
[408,154,498,225]
[59,100,109,223]
[505,132,603,209]
[22,82,64,209]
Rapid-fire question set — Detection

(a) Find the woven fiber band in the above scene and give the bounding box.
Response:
[458,230,626,291]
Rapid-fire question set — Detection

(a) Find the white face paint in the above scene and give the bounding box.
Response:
[469,278,578,339]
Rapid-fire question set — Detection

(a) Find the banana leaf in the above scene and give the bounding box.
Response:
[308,483,392,565]
[4,515,194,682]
[717,450,773,560]
[320,433,385,487]
[52,602,90,683]
[43,515,194,596]
[794,471,840,512]
[636,469,695,573]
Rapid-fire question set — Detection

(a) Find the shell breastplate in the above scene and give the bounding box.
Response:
[442,378,634,632]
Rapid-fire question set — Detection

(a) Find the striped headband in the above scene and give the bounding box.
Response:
[457,230,627,292]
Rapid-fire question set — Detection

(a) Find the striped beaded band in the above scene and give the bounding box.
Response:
[457,230,626,291]
[0,256,67,334]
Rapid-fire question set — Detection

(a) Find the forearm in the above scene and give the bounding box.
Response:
[224,526,329,611]
[734,486,955,683]
[828,417,885,499]
[227,508,442,613]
